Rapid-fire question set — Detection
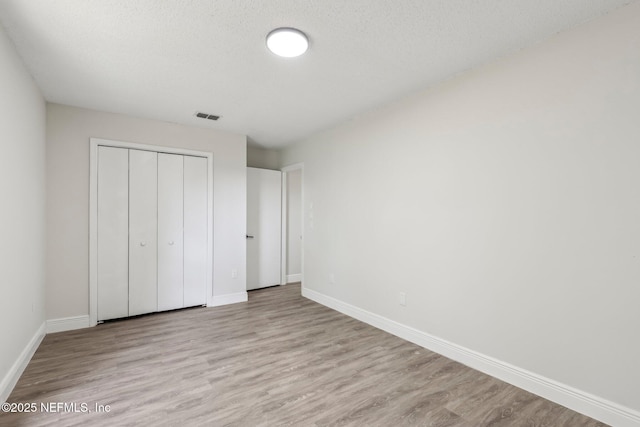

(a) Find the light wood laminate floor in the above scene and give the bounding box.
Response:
[2,283,606,426]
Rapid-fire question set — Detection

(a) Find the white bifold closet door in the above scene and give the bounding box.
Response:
[183,156,208,307]
[158,153,185,311]
[129,150,158,316]
[97,146,129,320]
[97,147,208,321]
[157,154,208,310]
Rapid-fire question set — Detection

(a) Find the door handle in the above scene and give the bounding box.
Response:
[246,235,254,239]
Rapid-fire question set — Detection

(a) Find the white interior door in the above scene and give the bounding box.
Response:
[183,156,208,307]
[97,146,129,321]
[128,149,158,316]
[247,167,282,290]
[158,153,184,311]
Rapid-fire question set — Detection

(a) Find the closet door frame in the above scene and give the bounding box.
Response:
[89,138,214,327]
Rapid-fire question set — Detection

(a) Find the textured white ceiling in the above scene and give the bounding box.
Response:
[0,0,635,148]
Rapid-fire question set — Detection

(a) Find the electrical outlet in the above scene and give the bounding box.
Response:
[329,273,335,284]
[231,269,238,279]
[399,292,406,306]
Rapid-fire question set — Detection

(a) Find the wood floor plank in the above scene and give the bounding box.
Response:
[1,284,607,426]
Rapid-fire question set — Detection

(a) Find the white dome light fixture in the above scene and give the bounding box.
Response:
[266,28,309,58]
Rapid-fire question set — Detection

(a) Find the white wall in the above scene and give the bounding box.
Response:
[286,169,302,280]
[281,2,640,419]
[0,25,46,398]
[46,104,247,320]
[247,145,280,170]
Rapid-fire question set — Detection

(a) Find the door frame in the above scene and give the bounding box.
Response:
[89,138,214,326]
[280,163,304,286]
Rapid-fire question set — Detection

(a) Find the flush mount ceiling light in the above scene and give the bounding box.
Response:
[266,28,309,58]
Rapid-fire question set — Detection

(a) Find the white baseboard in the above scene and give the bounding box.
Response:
[209,291,248,307]
[46,315,91,334]
[302,286,640,427]
[1,322,45,403]
[286,274,302,283]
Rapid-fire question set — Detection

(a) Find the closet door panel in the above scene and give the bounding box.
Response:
[97,146,129,321]
[129,150,158,316]
[183,156,208,307]
[158,153,184,311]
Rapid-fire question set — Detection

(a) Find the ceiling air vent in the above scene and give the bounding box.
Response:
[195,112,220,121]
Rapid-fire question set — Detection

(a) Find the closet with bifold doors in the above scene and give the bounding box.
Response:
[96,145,208,322]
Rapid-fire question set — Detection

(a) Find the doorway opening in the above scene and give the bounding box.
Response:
[281,163,304,286]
